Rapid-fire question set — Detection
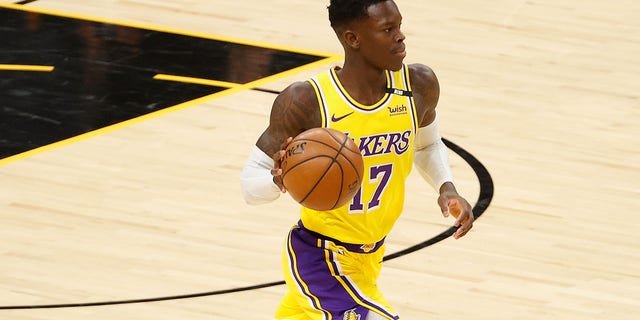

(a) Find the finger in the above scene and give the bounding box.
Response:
[438,197,452,217]
[280,137,293,150]
[454,226,471,239]
[453,226,465,239]
[273,149,283,159]
[272,150,285,167]
[277,180,286,193]
[453,215,463,227]
[272,174,286,193]
[453,219,473,239]
[441,207,450,218]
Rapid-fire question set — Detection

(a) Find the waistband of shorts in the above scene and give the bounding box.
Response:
[297,220,385,254]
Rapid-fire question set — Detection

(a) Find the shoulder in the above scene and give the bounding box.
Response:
[271,81,321,129]
[257,80,322,154]
[407,63,440,127]
[275,80,317,108]
[407,63,439,97]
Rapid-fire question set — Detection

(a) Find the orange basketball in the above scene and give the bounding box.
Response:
[280,127,364,211]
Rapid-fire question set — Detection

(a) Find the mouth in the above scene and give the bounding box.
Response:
[392,44,406,57]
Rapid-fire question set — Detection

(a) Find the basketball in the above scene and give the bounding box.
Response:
[280,127,364,211]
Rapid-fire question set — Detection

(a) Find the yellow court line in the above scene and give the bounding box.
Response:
[153,74,239,88]
[0,64,55,72]
[0,2,337,58]
[0,55,343,167]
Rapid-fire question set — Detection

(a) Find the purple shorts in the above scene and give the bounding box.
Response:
[276,222,399,320]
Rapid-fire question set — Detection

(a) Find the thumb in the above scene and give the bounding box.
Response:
[438,197,451,217]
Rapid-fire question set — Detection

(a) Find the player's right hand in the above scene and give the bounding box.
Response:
[271,137,293,193]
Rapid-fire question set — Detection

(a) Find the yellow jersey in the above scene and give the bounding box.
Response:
[301,64,418,245]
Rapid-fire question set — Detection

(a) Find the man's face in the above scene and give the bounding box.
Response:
[351,1,406,71]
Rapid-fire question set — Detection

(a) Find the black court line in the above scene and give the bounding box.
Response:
[15,0,39,5]
[253,87,283,95]
[383,138,494,261]
[0,137,493,310]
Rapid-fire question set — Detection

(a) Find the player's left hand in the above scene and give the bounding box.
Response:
[437,185,474,239]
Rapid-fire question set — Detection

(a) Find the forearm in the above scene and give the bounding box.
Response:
[413,114,455,192]
[240,145,281,205]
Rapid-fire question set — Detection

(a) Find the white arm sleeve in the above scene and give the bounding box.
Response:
[413,114,454,191]
[240,145,281,205]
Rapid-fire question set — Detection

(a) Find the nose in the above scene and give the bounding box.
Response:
[396,29,406,42]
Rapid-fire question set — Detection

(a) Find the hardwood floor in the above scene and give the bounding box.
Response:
[1,1,638,319]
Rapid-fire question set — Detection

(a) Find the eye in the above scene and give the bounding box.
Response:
[384,23,401,33]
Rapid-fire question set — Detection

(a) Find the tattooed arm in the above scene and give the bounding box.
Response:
[256,81,322,157]
[240,81,321,202]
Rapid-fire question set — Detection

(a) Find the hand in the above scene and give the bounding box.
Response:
[271,137,293,192]
[438,183,474,239]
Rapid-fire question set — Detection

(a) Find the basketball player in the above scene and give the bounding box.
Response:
[240,1,474,319]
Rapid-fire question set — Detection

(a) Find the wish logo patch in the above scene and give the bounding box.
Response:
[388,105,407,116]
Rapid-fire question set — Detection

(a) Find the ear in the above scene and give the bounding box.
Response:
[343,30,360,49]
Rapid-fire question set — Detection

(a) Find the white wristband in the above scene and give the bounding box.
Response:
[413,115,454,191]
[240,145,281,205]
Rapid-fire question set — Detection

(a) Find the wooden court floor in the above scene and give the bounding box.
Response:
[1,0,639,319]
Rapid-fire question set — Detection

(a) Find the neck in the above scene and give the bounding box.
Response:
[336,59,389,105]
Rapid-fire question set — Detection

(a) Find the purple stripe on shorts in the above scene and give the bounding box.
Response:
[285,228,330,318]
[286,225,399,319]
[324,249,399,319]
